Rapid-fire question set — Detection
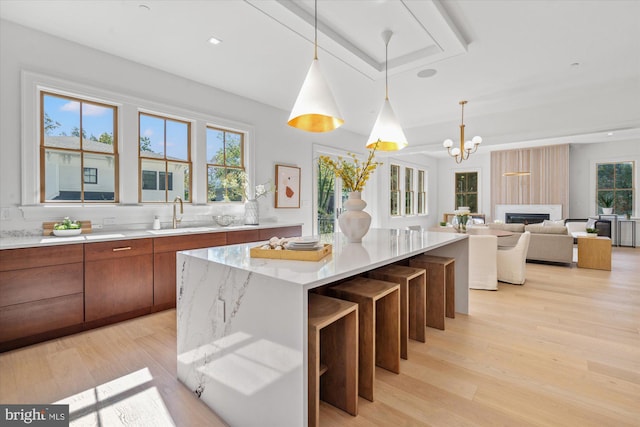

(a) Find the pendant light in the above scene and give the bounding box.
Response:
[366,30,408,151]
[288,0,344,133]
[443,100,482,163]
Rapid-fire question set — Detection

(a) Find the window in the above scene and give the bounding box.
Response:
[417,170,426,214]
[390,164,400,216]
[405,167,414,215]
[207,126,244,202]
[455,172,478,212]
[84,167,97,184]
[139,112,191,202]
[41,92,118,202]
[597,161,634,216]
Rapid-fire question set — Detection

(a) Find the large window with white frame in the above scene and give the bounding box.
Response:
[405,167,414,215]
[139,112,191,203]
[417,170,426,214]
[207,126,245,202]
[40,91,118,202]
[596,161,634,216]
[390,163,427,217]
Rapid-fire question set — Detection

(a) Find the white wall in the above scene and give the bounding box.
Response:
[0,20,383,236]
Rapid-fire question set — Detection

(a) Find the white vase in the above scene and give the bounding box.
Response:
[338,191,371,243]
[244,199,259,225]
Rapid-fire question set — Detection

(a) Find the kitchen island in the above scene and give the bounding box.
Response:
[176,228,469,426]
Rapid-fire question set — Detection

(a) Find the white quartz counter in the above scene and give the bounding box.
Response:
[0,222,302,250]
[177,228,469,426]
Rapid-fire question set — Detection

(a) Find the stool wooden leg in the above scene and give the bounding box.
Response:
[358,299,375,402]
[426,267,445,330]
[445,263,455,319]
[375,289,400,375]
[399,281,409,359]
[409,274,426,343]
[320,314,358,416]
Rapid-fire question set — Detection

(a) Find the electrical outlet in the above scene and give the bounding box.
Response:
[103,217,117,225]
[216,299,226,323]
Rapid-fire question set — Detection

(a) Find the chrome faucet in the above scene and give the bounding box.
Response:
[172,196,183,229]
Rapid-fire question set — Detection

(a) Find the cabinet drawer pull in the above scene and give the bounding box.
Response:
[112,246,132,252]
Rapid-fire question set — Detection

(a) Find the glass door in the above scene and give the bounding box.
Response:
[317,157,348,234]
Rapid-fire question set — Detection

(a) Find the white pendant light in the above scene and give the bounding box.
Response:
[366,30,407,151]
[288,0,344,133]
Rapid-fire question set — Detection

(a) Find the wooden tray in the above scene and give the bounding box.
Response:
[250,244,332,261]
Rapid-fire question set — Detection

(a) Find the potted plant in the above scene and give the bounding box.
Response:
[598,193,614,215]
[586,227,598,237]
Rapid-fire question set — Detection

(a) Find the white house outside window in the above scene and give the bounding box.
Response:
[40,91,118,203]
[139,112,191,203]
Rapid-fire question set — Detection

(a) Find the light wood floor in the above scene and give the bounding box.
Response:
[1,247,638,426]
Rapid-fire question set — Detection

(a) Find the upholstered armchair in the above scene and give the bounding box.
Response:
[497,231,531,285]
[468,235,498,290]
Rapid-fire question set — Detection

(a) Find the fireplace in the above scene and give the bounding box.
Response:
[506,212,550,224]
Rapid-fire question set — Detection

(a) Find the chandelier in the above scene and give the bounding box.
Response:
[443,100,482,163]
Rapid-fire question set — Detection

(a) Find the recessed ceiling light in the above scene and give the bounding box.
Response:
[139,4,150,11]
[570,62,581,68]
[417,69,437,78]
[208,36,223,45]
[607,132,614,136]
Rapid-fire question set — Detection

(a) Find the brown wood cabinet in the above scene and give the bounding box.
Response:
[84,238,153,322]
[259,226,302,240]
[153,232,227,311]
[0,245,84,351]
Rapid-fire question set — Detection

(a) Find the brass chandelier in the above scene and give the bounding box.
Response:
[443,100,482,163]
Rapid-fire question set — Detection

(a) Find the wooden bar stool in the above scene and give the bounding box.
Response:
[328,277,400,402]
[409,254,455,330]
[308,293,358,427]
[368,264,426,360]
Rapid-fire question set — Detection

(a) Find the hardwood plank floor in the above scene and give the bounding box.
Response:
[1,247,638,426]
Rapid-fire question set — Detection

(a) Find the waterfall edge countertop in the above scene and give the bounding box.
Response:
[176,228,469,427]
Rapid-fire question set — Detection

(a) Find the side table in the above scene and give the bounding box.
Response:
[577,236,611,271]
[617,220,636,248]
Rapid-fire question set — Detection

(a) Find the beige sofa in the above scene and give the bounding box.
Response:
[487,223,574,264]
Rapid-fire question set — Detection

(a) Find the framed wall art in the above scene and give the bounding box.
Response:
[275,164,301,208]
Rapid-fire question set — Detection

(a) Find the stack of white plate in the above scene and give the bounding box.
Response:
[285,237,322,251]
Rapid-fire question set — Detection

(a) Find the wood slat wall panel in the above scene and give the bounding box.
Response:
[491,145,569,219]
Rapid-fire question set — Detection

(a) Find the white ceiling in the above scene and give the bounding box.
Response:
[2,0,639,157]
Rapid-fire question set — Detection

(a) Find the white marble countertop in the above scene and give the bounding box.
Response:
[0,222,303,250]
[181,228,468,290]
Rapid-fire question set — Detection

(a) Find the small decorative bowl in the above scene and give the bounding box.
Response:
[53,228,82,237]
[215,215,233,227]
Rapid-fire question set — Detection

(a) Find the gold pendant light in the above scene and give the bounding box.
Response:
[288,0,344,133]
[443,100,482,163]
[366,30,408,151]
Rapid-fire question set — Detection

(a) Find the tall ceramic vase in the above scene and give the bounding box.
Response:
[338,191,372,243]
[244,199,259,225]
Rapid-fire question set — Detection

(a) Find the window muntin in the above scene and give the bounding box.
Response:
[417,170,426,214]
[390,164,400,216]
[41,92,118,202]
[207,126,245,202]
[139,112,191,202]
[455,172,478,212]
[405,167,414,215]
[597,161,634,216]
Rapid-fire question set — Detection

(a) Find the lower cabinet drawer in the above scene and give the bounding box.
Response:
[0,293,84,342]
[0,263,83,307]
